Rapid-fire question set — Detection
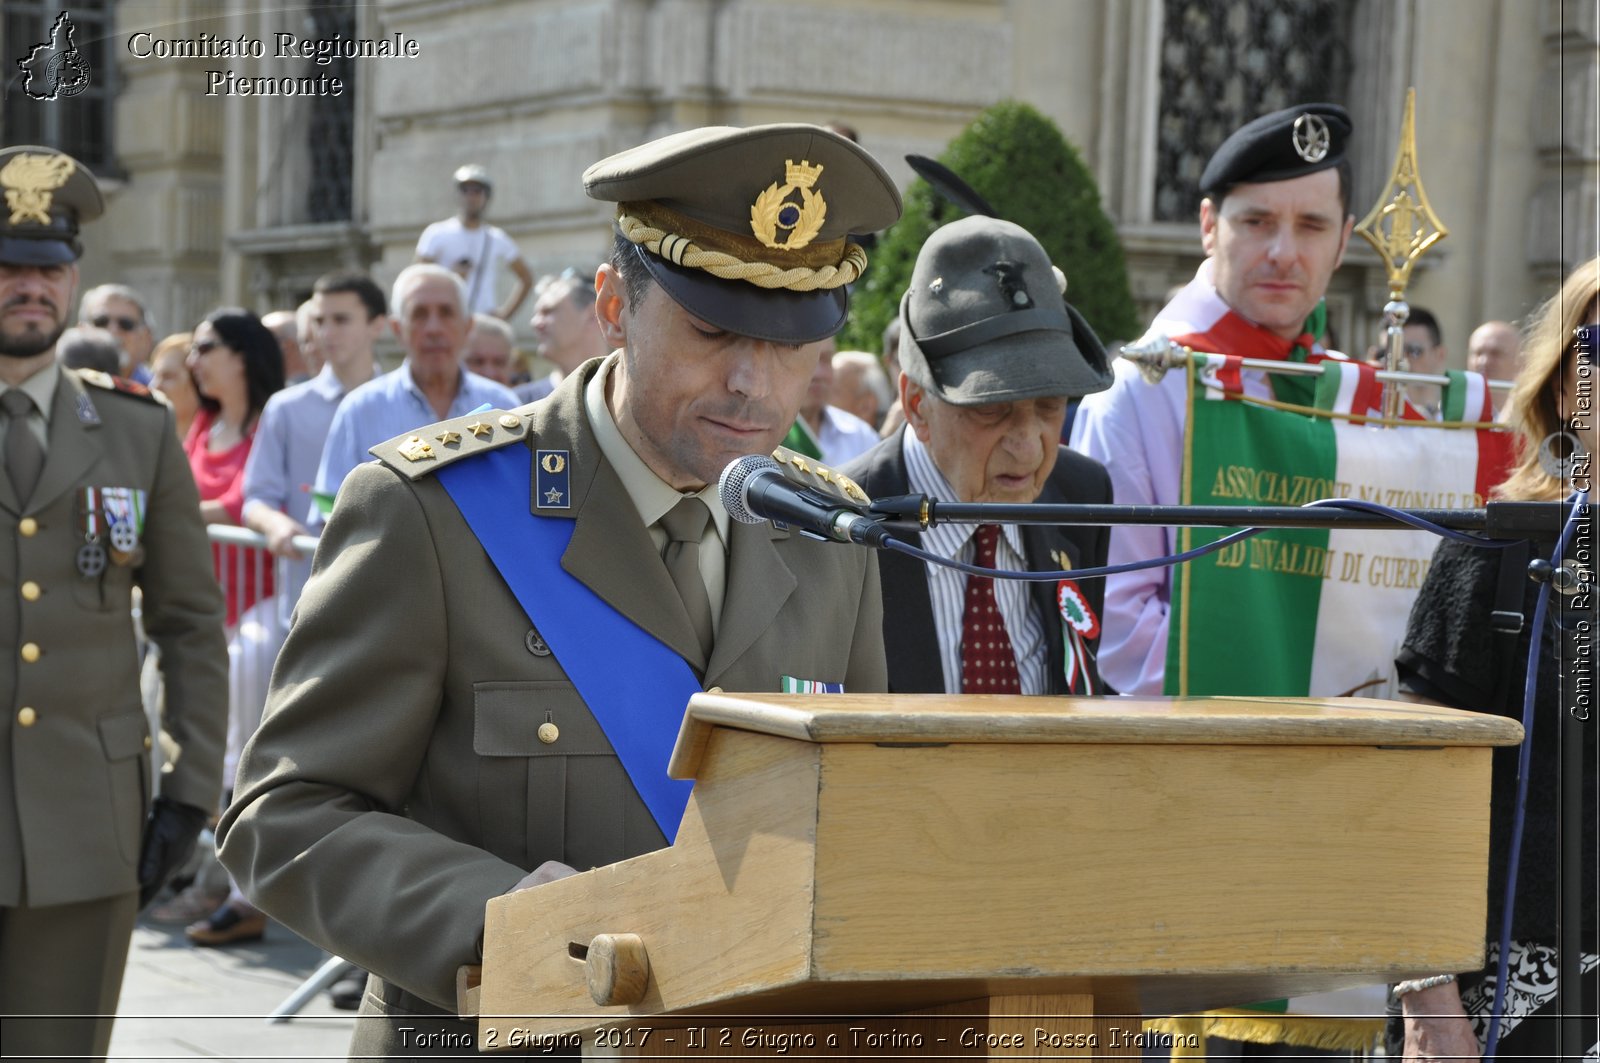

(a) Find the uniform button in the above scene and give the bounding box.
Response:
[18,517,38,537]
[143,735,153,751]
[20,581,41,601]
[20,643,40,663]
[706,686,724,695]
[498,414,521,429]
[17,707,36,727]
[537,721,559,744]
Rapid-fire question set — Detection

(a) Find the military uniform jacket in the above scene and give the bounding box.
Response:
[1,367,228,907]
[218,363,887,1013]
[844,435,1112,695]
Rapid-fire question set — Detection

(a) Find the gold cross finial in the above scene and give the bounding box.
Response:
[1354,89,1449,301]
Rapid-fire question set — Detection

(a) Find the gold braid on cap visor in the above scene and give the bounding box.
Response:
[617,201,867,292]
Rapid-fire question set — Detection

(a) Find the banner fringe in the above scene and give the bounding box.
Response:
[1145,1010,1384,1054]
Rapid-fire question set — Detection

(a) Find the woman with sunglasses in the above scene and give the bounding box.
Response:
[184,309,285,554]
[1391,258,1599,1062]
[176,308,286,945]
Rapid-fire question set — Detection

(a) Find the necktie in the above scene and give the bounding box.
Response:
[960,524,1021,694]
[660,497,714,660]
[3,390,44,505]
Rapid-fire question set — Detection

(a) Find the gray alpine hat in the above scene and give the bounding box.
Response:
[899,216,1112,405]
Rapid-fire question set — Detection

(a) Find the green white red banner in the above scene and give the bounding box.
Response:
[1164,356,1512,699]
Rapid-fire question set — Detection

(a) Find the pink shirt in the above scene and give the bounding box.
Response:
[184,407,272,626]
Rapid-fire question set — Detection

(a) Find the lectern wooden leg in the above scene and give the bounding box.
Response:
[604,993,1144,1060]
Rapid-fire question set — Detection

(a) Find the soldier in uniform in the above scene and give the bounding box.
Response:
[0,147,229,1058]
[218,125,900,1057]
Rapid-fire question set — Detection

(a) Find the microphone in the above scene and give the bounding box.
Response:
[718,455,889,547]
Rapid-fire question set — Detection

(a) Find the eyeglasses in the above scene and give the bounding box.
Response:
[1573,324,1599,366]
[91,314,141,332]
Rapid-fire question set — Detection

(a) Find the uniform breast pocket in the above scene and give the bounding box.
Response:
[472,681,656,872]
[72,559,136,613]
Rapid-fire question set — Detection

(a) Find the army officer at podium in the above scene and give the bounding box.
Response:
[218,125,898,1057]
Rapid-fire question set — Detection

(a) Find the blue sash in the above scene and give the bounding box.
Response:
[436,445,697,841]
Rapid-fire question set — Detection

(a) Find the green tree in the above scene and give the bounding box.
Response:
[843,100,1141,356]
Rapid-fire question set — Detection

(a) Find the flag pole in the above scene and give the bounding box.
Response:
[1353,88,1450,425]
[1118,337,1510,394]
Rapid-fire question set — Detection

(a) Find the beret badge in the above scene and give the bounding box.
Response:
[1292,112,1331,164]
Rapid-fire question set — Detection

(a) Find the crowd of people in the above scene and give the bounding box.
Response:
[0,98,1593,1063]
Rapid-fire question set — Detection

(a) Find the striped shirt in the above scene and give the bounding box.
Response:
[900,427,1047,695]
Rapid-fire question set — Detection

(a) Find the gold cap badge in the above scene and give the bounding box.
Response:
[751,159,827,251]
[2,152,75,226]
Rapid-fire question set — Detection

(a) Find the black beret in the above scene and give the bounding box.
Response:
[1199,103,1351,198]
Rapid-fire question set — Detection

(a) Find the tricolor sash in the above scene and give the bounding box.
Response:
[437,445,697,841]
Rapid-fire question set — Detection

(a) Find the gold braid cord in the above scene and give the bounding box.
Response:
[617,213,866,292]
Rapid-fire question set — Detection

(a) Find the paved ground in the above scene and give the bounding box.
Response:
[108,913,355,1061]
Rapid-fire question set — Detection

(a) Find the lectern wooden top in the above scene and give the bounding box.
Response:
[668,692,1522,779]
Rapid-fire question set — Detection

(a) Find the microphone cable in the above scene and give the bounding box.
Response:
[876,496,1525,584]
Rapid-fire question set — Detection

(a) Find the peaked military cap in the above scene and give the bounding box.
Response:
[1199,103,1352,198]
[900,216,1112,406]
[0,145,104,265]
[584,124,901,344]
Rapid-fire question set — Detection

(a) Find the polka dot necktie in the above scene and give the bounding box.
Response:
[960,524,1020,694]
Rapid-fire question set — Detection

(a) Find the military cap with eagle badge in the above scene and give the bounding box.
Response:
[0,145,105,265]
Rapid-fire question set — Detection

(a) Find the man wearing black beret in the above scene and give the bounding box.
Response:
[1070,103,1356,696]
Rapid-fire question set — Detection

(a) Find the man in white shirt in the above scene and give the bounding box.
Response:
[1070,103,1357,695]
[783,336,879,465]
[414,164,534,321]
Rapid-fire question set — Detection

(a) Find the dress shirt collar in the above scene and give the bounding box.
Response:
[0,362,60,428]
[308,362,374,402]
[901,425,1026,562]
[583,353,729,546]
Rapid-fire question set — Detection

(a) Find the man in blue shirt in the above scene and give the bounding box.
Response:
[312,264,517,520]
[244,271,386,558]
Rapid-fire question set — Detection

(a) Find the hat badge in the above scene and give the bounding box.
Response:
[750,159,827,251]
[2,152,75,226]
[1292,113,1331,164]
[983,261,1033,310]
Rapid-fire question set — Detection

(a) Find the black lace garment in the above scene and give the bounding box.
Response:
[1396,535,1598,944]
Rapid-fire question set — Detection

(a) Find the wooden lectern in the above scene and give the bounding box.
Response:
[467,694,1520,1057]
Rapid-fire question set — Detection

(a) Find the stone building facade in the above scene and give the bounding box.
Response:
[6,0,1595,363]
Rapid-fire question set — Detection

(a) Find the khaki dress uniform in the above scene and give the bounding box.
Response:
[219,121,901,1060]
[0,368,229,1055]
[219,366,887,1056]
